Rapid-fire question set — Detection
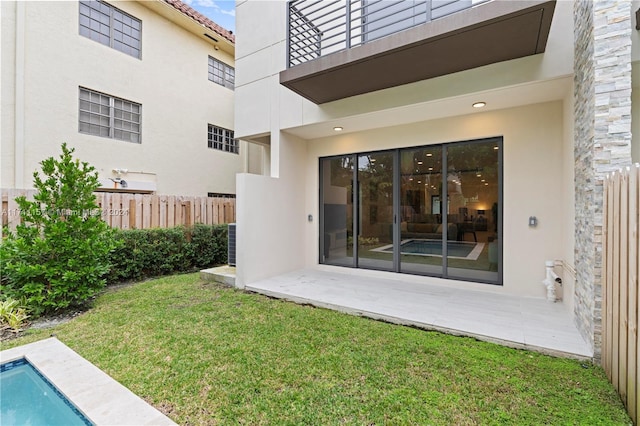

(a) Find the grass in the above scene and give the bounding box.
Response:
[1,273,631,425]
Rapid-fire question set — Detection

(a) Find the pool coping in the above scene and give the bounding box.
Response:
[0,338,176,425]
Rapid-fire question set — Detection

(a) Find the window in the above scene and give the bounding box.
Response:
[207,193,236,199]
[208,125,239,154]
[208,56,235,89]
[79,0,142,59]
[79,87,141,143]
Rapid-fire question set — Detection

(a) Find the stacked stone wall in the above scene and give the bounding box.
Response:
[573,0,632,360]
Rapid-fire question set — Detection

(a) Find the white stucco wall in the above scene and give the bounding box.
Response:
[1,0,251,196]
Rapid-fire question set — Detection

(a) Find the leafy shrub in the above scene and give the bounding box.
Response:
[185,223,228,268]
[107,224,228,283]
[0,144,118,316]
[0,298,29,332]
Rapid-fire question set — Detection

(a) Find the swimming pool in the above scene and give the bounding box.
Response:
[0,338,176,425]
[1,358,92,425]
[371,239,485,260]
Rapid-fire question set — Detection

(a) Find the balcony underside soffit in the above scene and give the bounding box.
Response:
[280,0,556,104]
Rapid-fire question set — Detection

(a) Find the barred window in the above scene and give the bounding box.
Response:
[207,193,236,199]
[208,56,234,90]
[208,124,239,154]
[79,0,142,59]
[79,87,141,143]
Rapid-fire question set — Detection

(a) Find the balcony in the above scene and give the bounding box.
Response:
[280,0,556,104]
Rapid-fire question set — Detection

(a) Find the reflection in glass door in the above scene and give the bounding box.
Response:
[400,146,444,275]
[356,152,394,271]
[320,156,354,267]
[445,140,500,282]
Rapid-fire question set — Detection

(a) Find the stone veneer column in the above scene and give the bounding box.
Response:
[573,0,633,360]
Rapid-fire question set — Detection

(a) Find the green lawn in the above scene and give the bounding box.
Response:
[1,274,631,425]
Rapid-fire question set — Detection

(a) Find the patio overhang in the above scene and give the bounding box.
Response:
[280,0,556,104]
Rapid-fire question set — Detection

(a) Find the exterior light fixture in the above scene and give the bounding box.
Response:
[472,102,486,108]
[333,126,343,131]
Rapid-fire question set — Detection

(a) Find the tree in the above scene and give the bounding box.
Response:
[0,144,118,315]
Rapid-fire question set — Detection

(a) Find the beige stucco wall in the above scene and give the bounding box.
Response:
[1,0,253,196]
[304,101,570,297]
[234,0,576,300]
[237,100,575,299]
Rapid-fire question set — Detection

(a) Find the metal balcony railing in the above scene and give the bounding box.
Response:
[286,0,489,68]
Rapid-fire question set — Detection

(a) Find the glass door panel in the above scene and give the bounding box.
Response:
[356,152,394,271]
[399,146,444,275]
[445,140,500,282]
[320,156,354,266]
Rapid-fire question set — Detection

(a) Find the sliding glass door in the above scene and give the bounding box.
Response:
[445,140,500,283]
[320,156,354,266]
[357,151,395,271]
[400,146,444,275]
[320,137,502,285]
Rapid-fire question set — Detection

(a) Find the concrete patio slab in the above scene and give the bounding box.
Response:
[245,268,592,360]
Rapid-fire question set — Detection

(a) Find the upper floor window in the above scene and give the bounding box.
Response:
[208,56,234,90]
[79,0,142,59]
[79,87,141,143]
[208,124,239,154]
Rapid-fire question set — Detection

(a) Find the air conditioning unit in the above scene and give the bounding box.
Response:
[228,223,236,266]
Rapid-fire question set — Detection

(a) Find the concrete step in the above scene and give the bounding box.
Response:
[200,265,236,287]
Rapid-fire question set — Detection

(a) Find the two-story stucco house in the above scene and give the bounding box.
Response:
[1,0,262,196]
[233,0,639,359]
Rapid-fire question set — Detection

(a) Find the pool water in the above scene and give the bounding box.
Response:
[381,239,477,257]
[0,358,93,426]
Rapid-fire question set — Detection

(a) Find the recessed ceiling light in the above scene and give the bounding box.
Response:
[409,178,413,181]
[333,126,343,131]
[418,181,422,184]
[418,161,423,165]
[428,167,433,171]
[472,102,486,108]
[426,153,433,157]
[493,146,499,150]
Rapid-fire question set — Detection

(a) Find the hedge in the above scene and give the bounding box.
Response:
[107,224,228,283]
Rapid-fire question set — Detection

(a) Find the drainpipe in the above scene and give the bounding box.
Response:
[542,260,562,302]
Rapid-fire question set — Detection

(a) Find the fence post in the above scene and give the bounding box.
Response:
[183,201,192,227]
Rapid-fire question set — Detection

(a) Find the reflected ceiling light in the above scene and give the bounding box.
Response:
[484,183,489,186]
[418,161,423,165]
[476,173,481,177]
[418,180,422,184]
[493,146,499,150]
[333,126,343,131]
[472,101,486,108]
[481,179,486,182]
[428,167,433,171]
[426,153,433,157]
[370,158,376,162]
[409,178,413,181]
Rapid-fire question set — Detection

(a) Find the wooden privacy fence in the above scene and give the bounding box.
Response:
[602,164,639,425]
[1,189,235,231]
